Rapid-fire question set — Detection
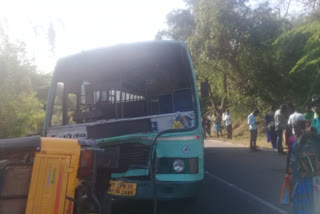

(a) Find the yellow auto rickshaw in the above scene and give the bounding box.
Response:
[0,136,119,214]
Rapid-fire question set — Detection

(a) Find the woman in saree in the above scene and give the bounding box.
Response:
[288,116,320,214]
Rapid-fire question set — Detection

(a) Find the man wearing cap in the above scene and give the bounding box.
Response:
[274,104,287,154]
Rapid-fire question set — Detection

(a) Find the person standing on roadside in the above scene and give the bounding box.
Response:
[311,106,320,134]
[311,94,320,119]
[265,106,276,148]
[213,112,223,138]
[248,109,260,151]
[310,94,320,134]
[287,116,320,214]
[206,113,212,136]
[288,107,304,135]
[222,110,227,134]
[286,108,304,167]
[201,113,207,139]
[274,104,287,154]
[304,106,313,129]
[285,103,295,146]
[224,109,232,139]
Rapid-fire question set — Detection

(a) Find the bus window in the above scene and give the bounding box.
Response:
[51,82,64,126]
[67,93,77,125]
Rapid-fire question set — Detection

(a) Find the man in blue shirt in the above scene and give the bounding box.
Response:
[248,109,260,151]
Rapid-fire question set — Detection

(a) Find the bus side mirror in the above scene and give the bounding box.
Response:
[201,81,209,97]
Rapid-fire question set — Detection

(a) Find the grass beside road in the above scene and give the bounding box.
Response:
[207,119,289,151]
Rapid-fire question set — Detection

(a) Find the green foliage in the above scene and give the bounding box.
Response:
[159,0,320,118]
[155,9,195,41]
[289,23,320,74]
[0,37,49,138]
[273,21,320,105]
[0,92,44,138]
[187,0,287,114]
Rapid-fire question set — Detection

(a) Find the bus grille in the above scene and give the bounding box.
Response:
[111,143,151,173]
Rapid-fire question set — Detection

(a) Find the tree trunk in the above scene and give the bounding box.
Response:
[220,71,228,111]
[207,71,229,118]
[283,0,292,17]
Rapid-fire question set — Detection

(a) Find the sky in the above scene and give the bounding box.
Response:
[0,0,186,72]
[0,0,303,72]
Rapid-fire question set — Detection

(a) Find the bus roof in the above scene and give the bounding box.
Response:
[53,41,188,78]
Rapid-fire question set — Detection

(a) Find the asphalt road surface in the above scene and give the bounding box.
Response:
[111,140,292,214]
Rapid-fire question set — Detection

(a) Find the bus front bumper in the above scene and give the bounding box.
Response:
[107,179,203,200]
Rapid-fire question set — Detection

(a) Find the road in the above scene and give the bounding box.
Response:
[111,140,291,214]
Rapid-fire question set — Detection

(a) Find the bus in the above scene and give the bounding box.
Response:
[44,41,204,200]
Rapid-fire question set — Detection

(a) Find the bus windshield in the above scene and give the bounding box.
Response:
[47,43,197,138]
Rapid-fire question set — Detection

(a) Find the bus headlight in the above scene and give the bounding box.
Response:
[156,158,198,174]
[173,159,185,173]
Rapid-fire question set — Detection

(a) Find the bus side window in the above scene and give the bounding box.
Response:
[67,93,77,125]
[51,82,64,126]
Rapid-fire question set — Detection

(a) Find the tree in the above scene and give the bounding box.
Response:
[0,35,47,138]
[188,0,290,116]
[48,21,56,54]
[158,0,320,120]
[187,0,251,116]
[300,0,320,14]
[274,0,320,17]
[158,0,293,117]
[273,21,320,105]
[155,9,195,41]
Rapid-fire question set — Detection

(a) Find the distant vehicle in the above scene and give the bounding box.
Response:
[44,41,204,200]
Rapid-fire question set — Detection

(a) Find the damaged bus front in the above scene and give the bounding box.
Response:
[44,41,204,199]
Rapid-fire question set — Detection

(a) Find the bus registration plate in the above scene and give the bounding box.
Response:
[108,181,137,196]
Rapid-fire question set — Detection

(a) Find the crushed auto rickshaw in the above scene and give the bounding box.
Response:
[0,136,119,214]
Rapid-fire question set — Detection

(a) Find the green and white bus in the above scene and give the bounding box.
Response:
[44,41,204,199]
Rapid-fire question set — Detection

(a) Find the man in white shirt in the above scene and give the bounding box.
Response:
[248,109,260,151]
[224,109,232,139]
[288,109,304,135]
[222,111,226,133]
[274,104,288,154]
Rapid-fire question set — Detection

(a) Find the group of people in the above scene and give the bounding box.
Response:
[201,109,232,139]
[247,102,317,153]
[248,94,320,213]
[265,104,292,153]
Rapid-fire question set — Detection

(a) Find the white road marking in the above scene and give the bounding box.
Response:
[142,136,199,141]
[205,139,246,148]
[205,171,289,214]
[205,139,277,152]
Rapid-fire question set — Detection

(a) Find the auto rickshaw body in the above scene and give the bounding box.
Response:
[0,136,118,214]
